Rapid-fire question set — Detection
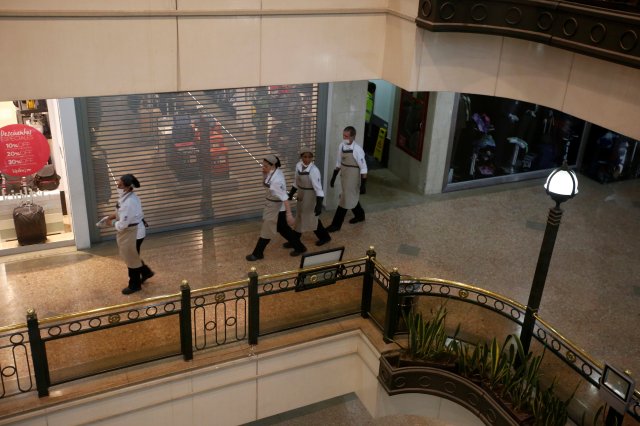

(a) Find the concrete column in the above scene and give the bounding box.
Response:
[423,91,456,195]
[51,99,91,249]
[387,91,455,195]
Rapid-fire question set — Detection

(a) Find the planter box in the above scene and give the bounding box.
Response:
[378,352,530,426]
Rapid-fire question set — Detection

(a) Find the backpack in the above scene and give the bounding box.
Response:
[34,164,61,191]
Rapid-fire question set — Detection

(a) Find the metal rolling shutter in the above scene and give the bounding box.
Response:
[86,85,318,238]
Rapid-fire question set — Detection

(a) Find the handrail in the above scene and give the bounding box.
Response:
[36,292,182,326]
[399,275,528,312]
[190,278,250,296]
[0,249,637,422]
[253,256,369,283]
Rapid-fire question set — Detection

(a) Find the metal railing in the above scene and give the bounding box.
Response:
[0,247,637,422]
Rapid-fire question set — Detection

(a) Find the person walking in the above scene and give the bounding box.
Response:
[246,154,307,261]
[287,146,331,247]
[106,174,154,295]
[326,126,367,232]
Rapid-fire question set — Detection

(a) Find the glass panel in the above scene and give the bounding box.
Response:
[0,100,75,251]
[46,315,181,384]
[448,94,584,184]
[401,296,522,348]
[259,277,362,335]
[580,124,640,184]
[528,339,606,424]
[369,281,388,330]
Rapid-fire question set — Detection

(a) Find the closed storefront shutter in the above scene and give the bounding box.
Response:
[85,85,318,238]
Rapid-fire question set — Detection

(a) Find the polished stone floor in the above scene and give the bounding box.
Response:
[0,168,638,382]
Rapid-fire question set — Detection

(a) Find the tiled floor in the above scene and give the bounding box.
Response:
[0,168,638,383]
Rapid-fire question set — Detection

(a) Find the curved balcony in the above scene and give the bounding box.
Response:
[416,0,640,69]
[0,248,637,424]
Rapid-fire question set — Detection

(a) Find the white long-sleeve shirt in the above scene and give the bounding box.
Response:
[114,191,146,239]
[264,168,288,212]
[335,141,368,174]
[293,161,324,197]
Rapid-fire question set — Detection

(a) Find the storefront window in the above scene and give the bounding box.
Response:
[581,125,640,183]
[0,100,74,251]
[448,94,584,184]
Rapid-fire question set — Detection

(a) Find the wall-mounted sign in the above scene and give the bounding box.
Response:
[0,124,50,176]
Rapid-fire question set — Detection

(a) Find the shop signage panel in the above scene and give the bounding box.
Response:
[0,124,50,176]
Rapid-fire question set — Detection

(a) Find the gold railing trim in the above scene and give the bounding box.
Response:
[255,256,369,282]
[0,322,28,334]
[399,275,528,311]
[371,258,390,277]
[191,278,250,296]
[37,292,181,326]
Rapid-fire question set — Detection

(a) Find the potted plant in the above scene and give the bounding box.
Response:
[379,302,576,426]
[394,304,460,371]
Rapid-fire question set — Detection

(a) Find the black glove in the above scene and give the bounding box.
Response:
[360,177,367,194]
[314,196,323,216]
[330,169,339,188]
[288,186,297,200]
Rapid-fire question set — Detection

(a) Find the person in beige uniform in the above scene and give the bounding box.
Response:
[246,154,307,261]
[326,126,367,232]
[287,146,331,247]
[106,174,154,295]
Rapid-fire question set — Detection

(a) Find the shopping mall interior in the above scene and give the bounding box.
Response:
[1,1,639,425]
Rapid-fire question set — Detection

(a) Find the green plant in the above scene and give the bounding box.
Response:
[503,337,544,412]
[531,379,578,426]
[455,339,489,380]
[400,306,579,425]
[403,304,460,362]
[486,335,518,391]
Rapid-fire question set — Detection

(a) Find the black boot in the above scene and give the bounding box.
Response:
[122,267,142,295]
[349,203,365,224]
[326,207,347,233]
[246,238,270,261]
[314,220,331,246]
[289,231,307,257]
[140,262,155,283]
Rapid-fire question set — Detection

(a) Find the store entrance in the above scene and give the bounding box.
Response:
[0,100,75,253]
[363,80,393,170]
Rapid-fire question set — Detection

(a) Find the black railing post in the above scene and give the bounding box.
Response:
[248,267,259,345]
[383,268,401,343]
[179,280,193,361]
[26,309,50,397]
[361,246,376,318]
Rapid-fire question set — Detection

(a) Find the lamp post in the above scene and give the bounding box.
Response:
[520,161,578,354]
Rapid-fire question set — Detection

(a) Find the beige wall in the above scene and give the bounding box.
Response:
[1,1,639,139]
[384,14,640,139]
[0,102,18,128]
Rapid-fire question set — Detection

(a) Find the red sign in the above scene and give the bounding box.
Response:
[0,124,50,176]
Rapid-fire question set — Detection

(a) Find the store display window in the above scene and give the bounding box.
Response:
[0,100,73,251]
[581,125,640,183]
[448,94,584,185]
